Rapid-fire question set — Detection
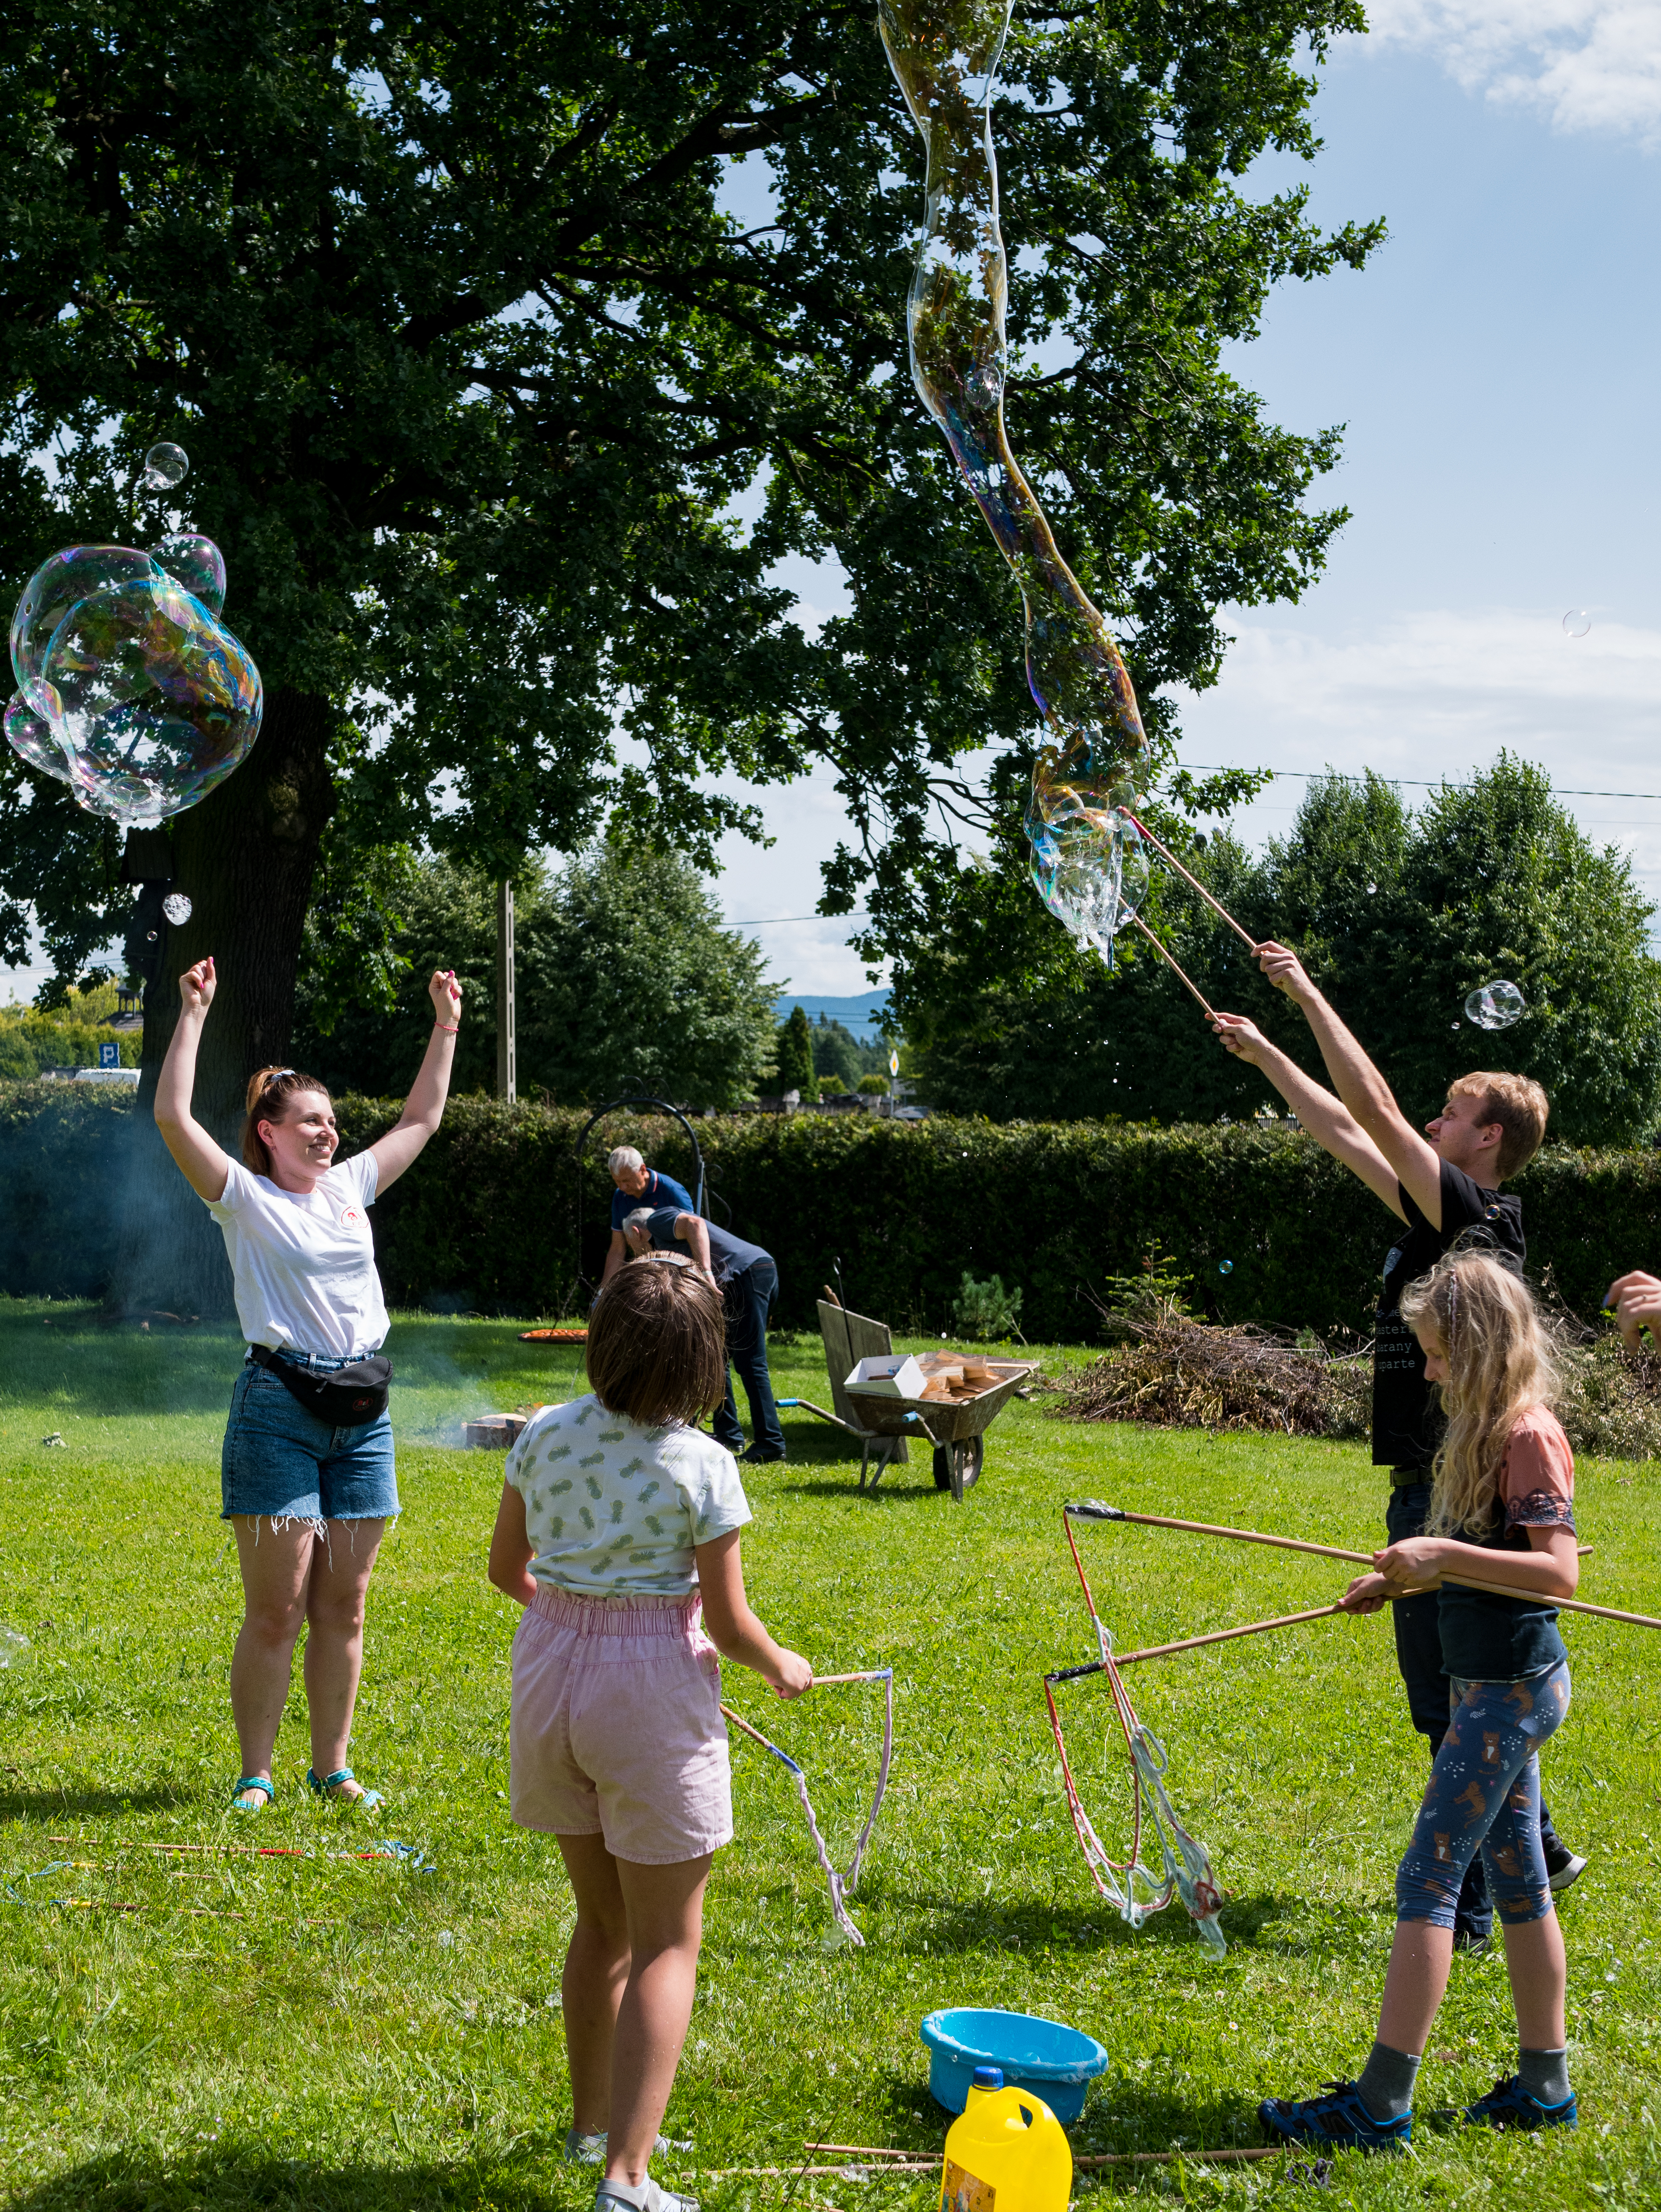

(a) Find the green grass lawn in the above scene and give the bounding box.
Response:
[0,1299,1658,2212]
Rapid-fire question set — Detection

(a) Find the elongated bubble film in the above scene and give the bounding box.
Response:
[878,0,1150,950]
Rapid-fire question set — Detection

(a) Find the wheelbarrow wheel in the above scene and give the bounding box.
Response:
[933,1435,984,1499]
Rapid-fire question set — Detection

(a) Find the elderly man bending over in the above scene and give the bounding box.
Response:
[622,1206,786,1464]
[601,1145,694,1285]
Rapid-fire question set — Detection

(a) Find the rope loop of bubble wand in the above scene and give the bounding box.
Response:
[1045,1507,1227,1950]
[721,1668,895,1947]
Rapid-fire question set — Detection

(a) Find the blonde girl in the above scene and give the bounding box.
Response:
[1262,1251,1579,2151]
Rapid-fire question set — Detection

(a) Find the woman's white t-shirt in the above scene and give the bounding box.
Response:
[205,1153,387,1356]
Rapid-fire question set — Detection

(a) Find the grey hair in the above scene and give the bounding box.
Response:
[622,1206,657,1235]
[608,1145,645,1177]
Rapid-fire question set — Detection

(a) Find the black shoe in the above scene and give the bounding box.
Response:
[740,1446,786,1463]
[1544,1844,1589,1894]
[1453,1925,1491,1955]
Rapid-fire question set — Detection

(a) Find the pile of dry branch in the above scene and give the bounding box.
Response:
[1047,1296,1371,1439]
[1047,1294,1661,1460]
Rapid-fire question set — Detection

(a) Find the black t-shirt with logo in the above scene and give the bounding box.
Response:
[1371,1161,1525,1470]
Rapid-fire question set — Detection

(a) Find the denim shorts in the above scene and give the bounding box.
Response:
[221,1351,399,1523]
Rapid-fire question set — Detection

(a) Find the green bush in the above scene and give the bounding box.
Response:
[951,1270,1024,1340]
[4,1088,1659,1332]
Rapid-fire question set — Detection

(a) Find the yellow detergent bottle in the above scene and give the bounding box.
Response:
[940,2068,1072,2212]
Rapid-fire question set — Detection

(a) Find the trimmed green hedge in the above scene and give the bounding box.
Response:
[5,1085,1658,1334]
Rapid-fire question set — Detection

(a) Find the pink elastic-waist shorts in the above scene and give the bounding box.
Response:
[509,1584,732,1864]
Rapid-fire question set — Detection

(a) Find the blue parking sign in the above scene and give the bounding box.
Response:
[98,1041,119,1068]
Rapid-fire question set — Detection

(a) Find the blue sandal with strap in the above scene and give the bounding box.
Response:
[231,1775,274,1812]
[307,1765,384,1809]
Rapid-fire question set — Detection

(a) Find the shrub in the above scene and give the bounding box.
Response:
[857,1074,887,1095]
[950,1270,1024,1341]
[3,1089,1660,1336]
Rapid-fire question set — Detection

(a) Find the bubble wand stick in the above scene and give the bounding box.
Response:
[1124,812,1260,952]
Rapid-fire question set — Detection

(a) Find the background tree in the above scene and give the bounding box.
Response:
[775,1005,816,1099]
[903,758,1661,1146]
[0,0,1378,1306]
[294,846,775,1109]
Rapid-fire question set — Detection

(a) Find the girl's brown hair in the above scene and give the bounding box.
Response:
[1399,1251,1560,1538]
[241,1066,333,1176]
[586,1257,726,1427]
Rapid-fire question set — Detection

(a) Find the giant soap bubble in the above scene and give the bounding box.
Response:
[879,0,1150,951]
[40,578,262,827]
[3,691,74,785]
[7,460,262,825]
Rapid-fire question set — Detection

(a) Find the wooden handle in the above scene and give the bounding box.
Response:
[1128,914,1215,1018]
[1111,1602,1348,1666]
[1072,1503,1371,1566]
[1127,812,1260,952]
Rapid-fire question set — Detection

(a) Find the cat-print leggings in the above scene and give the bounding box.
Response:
[1395,1659,1570,1928]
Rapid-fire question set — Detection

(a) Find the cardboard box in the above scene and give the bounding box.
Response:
[844,1354,928,1401]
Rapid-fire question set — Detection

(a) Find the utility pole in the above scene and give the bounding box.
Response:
[496,879,516,1103]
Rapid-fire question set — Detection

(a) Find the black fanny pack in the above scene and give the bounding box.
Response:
[250,1343,392,1426]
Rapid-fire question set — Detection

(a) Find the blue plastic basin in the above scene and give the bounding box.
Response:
[919,2007,1108,2123]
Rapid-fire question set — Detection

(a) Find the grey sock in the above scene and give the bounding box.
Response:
[1517,2047,1572,2107]
[1356,2040,1421,2122]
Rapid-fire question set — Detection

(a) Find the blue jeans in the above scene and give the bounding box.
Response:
[221,1352,399,1523]
[713,1259,785,1459]
[1396,1661,1570,1927]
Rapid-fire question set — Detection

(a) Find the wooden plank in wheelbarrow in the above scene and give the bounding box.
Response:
[816,1298,909,1463]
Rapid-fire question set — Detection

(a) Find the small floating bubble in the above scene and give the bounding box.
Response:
[1218,1260,1234,1275]
[142,442,189,492]
[1562,610,1591,639]
[1464,979,1526,1030]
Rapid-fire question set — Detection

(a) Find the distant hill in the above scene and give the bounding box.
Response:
[772,990,892,1040]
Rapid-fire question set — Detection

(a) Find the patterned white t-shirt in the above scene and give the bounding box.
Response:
[504,1394,752,1596]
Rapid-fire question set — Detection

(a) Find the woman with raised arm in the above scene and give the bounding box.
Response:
[154,955,462,1813]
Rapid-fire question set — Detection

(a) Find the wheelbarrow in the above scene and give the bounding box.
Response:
[782,1297,1036,1500]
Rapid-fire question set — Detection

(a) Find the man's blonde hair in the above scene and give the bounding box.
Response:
[1447,1070,1549,1180]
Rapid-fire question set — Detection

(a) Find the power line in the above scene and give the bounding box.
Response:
[1188,765,1661,803]
[730,911,870,926]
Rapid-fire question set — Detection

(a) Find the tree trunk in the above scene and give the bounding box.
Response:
[109,686,338,1315]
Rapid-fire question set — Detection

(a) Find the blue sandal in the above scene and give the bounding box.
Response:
[231,1775,274,1812]
[307,1765,383,1809]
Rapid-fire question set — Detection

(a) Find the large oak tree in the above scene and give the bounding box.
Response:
[0,0,1377,1305]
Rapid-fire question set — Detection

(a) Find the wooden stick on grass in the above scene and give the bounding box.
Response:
[1067,1501,1370,1566]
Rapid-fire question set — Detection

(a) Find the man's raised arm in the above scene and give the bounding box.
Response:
[1210,1013,1406,1220]
[1251,942,1443,1224]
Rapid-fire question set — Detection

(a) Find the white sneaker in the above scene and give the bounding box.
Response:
[595,2177,700,2212]
[1546,1849,1589,1894]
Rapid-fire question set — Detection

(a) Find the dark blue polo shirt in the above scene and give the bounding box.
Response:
[641,1206,769,1288]
[610,1169,694,1233]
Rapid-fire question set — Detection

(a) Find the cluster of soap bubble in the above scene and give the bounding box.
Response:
[4,445,262,828]
[879,0,1150,954]
[1464,979,1526,1030]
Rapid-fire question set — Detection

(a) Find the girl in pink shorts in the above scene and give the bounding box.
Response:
[488,1252,811,2212]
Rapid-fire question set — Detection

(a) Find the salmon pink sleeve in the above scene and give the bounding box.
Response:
[1502,1407,1576,1531]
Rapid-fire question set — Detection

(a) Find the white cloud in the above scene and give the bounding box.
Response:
[1169,605,1661,921]
[1363,0,1661,141]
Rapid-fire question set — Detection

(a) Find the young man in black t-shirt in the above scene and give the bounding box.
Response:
[1213,945,1584,1944]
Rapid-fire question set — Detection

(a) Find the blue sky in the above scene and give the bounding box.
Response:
[718,1,1661,994]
